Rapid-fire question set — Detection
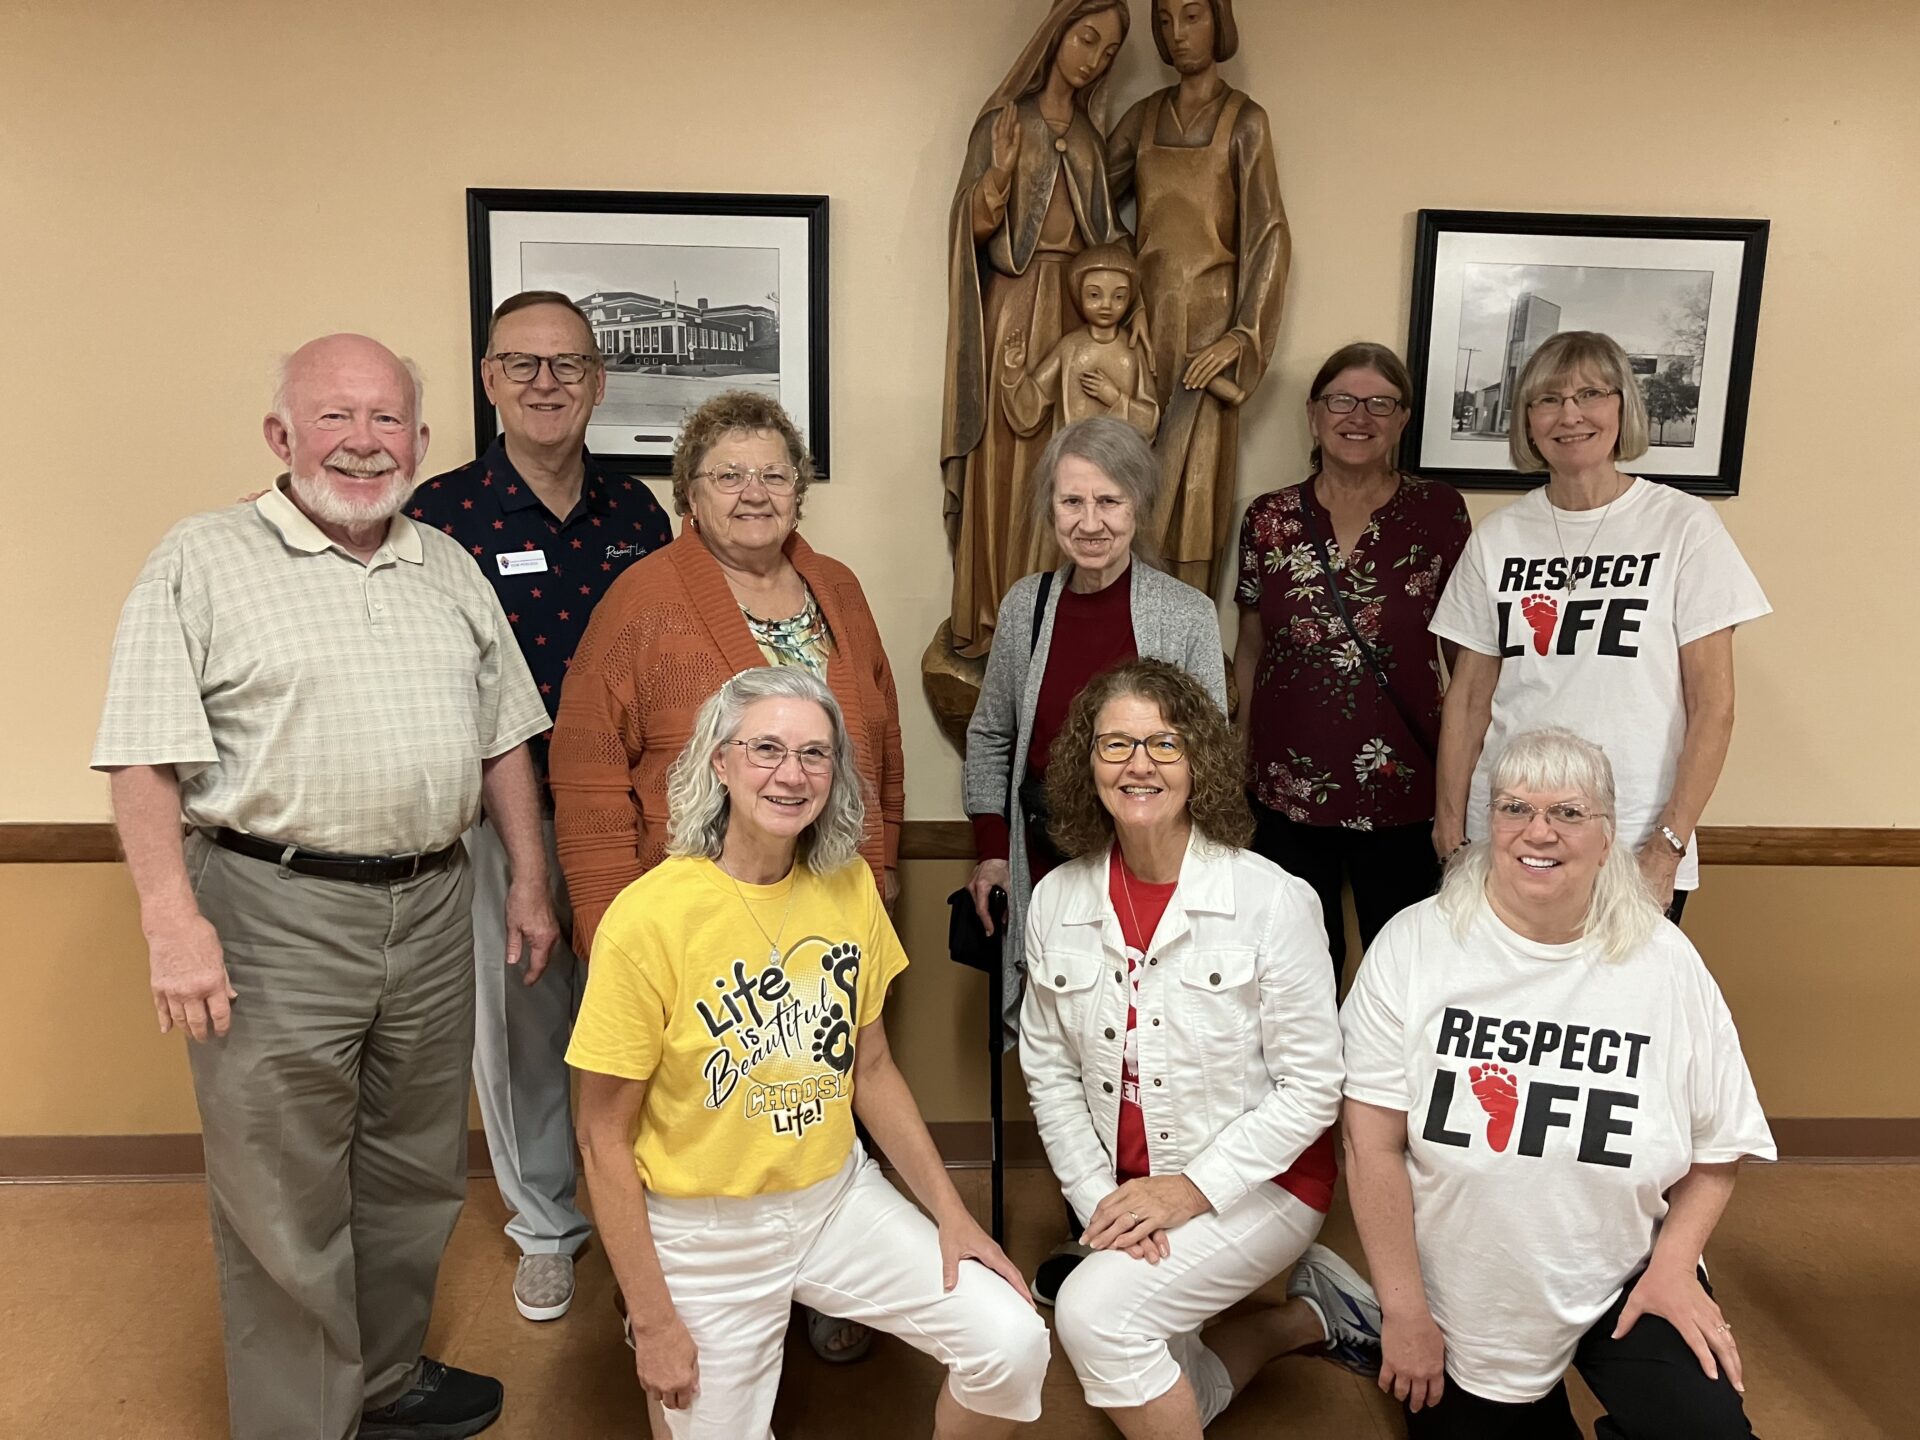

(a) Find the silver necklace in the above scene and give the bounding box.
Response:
[724,864,797,966]
[1548,474,1628,594]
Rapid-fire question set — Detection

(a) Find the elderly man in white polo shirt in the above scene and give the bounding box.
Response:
[93,333,557,1440]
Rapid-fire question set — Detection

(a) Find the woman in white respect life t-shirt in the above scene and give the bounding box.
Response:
[1429,331,1770,917]
[1339,728,1774,1438]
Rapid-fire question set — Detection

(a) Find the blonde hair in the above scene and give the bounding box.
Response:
[1437,728,1660,964]
[1508,330,1649,472]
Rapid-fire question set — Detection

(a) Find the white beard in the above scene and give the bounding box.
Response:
[289,457,415,527]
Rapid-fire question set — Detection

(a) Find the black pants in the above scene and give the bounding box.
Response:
[1404,1268,1754,1439]
[1248,801,1438,983]
[1666,889,1690,925]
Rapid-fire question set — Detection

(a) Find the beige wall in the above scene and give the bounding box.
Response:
[3,0,1918,825]
[3,2,1917,1136]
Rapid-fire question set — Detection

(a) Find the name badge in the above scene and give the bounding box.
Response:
[496,550,547,576]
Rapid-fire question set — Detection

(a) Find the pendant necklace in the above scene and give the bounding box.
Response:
[1549,473,1628,594]
[725,864,797,966]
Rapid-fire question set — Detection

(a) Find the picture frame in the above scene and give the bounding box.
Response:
[1402,209,1768,496]
[466,188,830,477]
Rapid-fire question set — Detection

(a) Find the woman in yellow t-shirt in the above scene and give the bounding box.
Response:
[570,666,1047,1437]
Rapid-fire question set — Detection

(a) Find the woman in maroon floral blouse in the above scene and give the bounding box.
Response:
[1232,342,1470,980]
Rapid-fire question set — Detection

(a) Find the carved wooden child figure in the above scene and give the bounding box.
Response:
[1000,243,1160,441]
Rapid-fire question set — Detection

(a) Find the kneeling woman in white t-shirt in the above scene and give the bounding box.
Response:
[1341,727,1774,1439]
[1021,659,1376,1439]
[569,667,1047,1438]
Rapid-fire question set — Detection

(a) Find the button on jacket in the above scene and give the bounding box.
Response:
[1018,836,1344,1223]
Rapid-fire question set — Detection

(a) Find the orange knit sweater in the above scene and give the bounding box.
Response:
[550,528,904,952]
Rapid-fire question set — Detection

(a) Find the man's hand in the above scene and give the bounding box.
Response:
[504,879,560,986]
[966,859,1011,935]
[1082,1174,1210,1255]
[631,1312,700,1411]
[148,911,237,1041]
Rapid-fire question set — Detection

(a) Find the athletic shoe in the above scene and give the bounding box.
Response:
[1287,1244,1384,1377]
[358,1357,503,1438]
[1031,1241,1092,1308]
[513,1253,575,1322]
[803,1306,874,1364]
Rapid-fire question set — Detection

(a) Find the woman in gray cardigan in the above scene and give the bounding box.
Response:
[964,417,1228,1043]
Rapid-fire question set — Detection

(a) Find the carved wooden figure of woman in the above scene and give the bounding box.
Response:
[1108,0,1290,593]
[940,0,1130,659]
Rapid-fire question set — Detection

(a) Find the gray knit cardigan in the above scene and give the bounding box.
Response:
[962,562,1228,1041]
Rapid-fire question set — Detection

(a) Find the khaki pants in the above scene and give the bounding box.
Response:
[185,833,476,1440]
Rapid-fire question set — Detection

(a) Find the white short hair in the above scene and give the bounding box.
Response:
[1437,727,1660,963]
[270,352,427,434]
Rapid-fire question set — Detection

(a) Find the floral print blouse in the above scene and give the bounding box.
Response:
[1235,475,1471,830]
[742,587,835,677]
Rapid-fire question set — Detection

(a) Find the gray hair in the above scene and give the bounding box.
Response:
[1026,416,1162,564]
[1437,727,1660,964]
[271,352,427,436]
[1508,330,1649,473]
[664,666,866,874]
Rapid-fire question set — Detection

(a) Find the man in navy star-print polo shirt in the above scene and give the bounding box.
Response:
[411,291,670,1326]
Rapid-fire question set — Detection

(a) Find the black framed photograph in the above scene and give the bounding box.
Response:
[1403,210,1768,496]
[467,188,830,477]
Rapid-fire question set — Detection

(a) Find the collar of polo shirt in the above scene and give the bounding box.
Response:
[258,476,424,564]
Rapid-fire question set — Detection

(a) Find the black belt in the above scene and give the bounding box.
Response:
[209,827,458,884]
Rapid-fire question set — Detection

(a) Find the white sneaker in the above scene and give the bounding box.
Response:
[514,1252,575,1321]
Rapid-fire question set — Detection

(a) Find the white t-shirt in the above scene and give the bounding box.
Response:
[1340,896,1775,1404]
[1430,478,1770,889]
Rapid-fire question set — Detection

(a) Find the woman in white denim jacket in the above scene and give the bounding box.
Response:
[1019,659,1380,1439]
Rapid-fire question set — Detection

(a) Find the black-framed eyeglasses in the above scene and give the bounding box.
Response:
[1526,386,1620,416]
[1489,796,1607,829]
[695,466,800,494]
[723,738,834,774]
[1316,393,1404,417]
[488,352,600,384]
[1093,731,1186,765]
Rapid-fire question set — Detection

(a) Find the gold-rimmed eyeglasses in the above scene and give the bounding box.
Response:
[1526,387,1620,416]
[1489,796,1607,829]
[1093,731,1186,765]
[696,466,799,494]
[723,738,834,775]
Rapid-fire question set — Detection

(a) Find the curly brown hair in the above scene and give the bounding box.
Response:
[670,389,815,518]
[1044,659,1253,857]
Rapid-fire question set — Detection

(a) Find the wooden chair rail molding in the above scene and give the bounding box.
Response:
[2,820,1917,867]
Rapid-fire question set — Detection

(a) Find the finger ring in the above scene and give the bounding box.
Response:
[1715,1323,1732,1333]
[1127,1210,1142,1223]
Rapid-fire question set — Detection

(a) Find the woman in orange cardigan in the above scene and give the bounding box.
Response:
[551,390,905,958]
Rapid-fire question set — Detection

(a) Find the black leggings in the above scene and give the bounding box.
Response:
[1248,800,1439,983]
[1404,1268,1754,1439]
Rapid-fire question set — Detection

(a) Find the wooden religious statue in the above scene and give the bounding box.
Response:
[1109,0,1290,592]
[938,0,1132,664]
[1000,241,1159,443]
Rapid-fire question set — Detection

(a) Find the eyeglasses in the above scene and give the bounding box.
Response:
[489,352,599,384]
[696,465,800,493]
[1526,387,1620,416]
[1093,731,1186,765]
[1316,393,1404,417]
[723,738,834,774]
[1490,796,1607,829]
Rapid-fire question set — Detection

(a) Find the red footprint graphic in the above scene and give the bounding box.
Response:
[1469,1063,1519,1152]
[1520,594,1558,656]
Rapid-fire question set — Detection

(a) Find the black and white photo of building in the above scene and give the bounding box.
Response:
[1451,261,1712,447]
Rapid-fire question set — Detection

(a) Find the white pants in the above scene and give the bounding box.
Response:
[647,1147,1051,1437]
[468,812,590,1255]
[1053,1184,1323,1420]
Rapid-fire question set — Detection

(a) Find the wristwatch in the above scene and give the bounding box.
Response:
[1658,825,1688,856]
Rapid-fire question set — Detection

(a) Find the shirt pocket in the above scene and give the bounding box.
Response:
[1177,946,1259,1051]
[1030,944,1105,1042]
